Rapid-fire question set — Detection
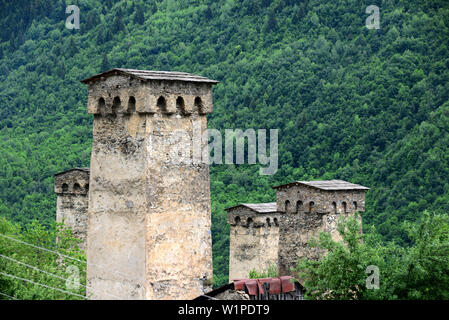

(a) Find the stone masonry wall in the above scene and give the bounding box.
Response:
[144,112,213,299]
[276,185,365,276]
[227,207,280,281]
[86,74,213,300]
[54,170,89,251]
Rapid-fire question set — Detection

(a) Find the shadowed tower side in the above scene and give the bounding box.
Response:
[54,168,90,251]
[82,69,218,300]
[226,203,280,281]
[274,180,369,276]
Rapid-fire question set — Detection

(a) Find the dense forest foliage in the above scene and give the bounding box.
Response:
[296,212,449,300]
[0,0,448,291]
[0,217,86,300]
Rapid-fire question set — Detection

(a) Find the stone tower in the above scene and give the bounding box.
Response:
[81,68,218,300]
[54,168,90,251]
[226,203,280,281]
[226,180,369,279]
[273,180,369,276]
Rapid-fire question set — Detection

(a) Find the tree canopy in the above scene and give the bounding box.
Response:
[0,0,448,289]
[296,212,449,300]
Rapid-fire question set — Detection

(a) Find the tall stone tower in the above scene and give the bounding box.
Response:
[273,180,369,276]
[226,203,280,281]
[81,68,218,300]
[54,168,90,251]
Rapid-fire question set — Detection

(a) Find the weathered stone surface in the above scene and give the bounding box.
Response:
[226,180,368,280]
[84,71,216,300]
[275,184,366,276]
[54,169,89,251]
[214,290,250,300]
[144,113,212,300]
[227,205,280,281]
[86,75,214,116]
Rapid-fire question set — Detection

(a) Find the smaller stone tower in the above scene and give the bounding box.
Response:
[226,203,280,281]
[54,168,90,251]
[274,180,369,276]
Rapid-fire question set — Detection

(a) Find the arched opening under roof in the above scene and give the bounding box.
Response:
[309,201,315,213]
[296,201,303,213]
[194,96,204,114]
[157,96,167,112]
[285,200,291,213]
[98,98,105,114]
[176,96,186,114]
[128,96,136,113]
[112,96,121,114]
[74,183,81,192]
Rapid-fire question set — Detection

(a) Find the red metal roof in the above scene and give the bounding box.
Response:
[233,276,295,295]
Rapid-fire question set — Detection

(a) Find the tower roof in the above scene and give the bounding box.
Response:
[54,168,90,177]
[272,179,369,191]
[225,202,278,213]
[81,68,219,84]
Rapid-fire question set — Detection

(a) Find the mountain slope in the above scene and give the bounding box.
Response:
[0,0,448,285]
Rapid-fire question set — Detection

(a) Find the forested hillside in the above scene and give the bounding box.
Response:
[0,0,448,287]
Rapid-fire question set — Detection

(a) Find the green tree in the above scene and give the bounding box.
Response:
[263,9,277,32]
[0,217,86,300]
[0,0,449,291]
[134,4,145,25]
[249,264,278,279]
[394,212,449,299]
[112,15,125,33]
[295,212,449,300]
[100,53,110,72]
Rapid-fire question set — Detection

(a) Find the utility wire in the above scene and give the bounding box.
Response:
[0,253,123,300]
[0,291,18,300]
[0,271,87,299]
[0,233,139,280]
[0,234,85,264]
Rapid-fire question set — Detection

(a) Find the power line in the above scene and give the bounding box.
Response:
[0,253,77,281]
[0,233,85,264]
[0,253,123,300]
[0,291,18,300]
[0,233,139,280]
[0,271,87,299]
